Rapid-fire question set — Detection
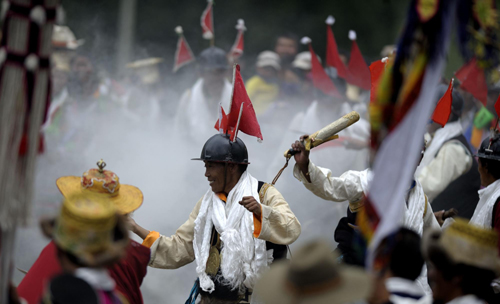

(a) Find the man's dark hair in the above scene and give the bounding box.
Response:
[479,157,500,180]
[376,228,424,281]
[275,32,299,46]
[388,228,424,281]
[428,247,496,302]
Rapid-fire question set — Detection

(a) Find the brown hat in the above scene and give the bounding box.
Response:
[422,218,500,275]
[254,240,371,304]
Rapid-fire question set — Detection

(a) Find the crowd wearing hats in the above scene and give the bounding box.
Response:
[6,1,500,304]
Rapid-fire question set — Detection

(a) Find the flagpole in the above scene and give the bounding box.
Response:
[233,102,244,142]
[228,64,237,112]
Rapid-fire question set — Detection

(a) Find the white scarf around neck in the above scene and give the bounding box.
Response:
[416,121,463,177]
[193,171,268,293]
[470,179,500,228]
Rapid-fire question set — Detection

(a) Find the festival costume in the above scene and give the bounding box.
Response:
[293,161,439,293]
[385,277,428,304]
[18,162,149,304]
[417,121,480,219]
[142,134,301,302]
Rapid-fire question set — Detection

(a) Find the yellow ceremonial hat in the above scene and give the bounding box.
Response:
[56,160,143,214]
[41,193,128,267]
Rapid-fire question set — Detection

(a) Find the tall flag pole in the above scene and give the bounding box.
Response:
[201,0,215,46]
[173,26,195,73]
[357,0,457,268]
[229,19,246,62]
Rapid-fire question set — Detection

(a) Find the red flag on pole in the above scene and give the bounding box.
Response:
[227,64,263,141]
[173,26,195,73]
[214,105,228,132]
[229,19,245,60]
[494,94,500,118]
[301,37,340,98]
[346,30,371,90]
[201,0,214,40]
[455,58,488,106]
[369,57,389,104]
[432,79,454,127]
[325,16,349,79]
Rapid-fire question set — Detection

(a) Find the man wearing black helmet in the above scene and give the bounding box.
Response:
[416,83,480,219]
[129,133,301,303]
[174,47,233,143]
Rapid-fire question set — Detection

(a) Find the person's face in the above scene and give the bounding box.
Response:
[257,66,278,80]
[275,38,297,62]
[71,56,93,84]
[428,263,459,302]
[201,68,226,89]
[204,161,226,193]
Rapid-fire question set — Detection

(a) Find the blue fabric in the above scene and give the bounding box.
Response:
[185,278,200,304]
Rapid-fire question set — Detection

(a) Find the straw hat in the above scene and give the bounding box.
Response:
[256,51,281,71]
[126,58,163,84]
[52,25,84,50]
[56,160,143,214]
[41,193,129,267]
[255,240,371,304]
[422,218,500,275]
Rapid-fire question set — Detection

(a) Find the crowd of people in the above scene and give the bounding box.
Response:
[7,8,500,304]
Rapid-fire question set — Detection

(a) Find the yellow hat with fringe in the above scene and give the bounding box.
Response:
[56,160,143,214]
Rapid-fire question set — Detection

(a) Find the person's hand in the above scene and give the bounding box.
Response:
[239,196,261,217]
[434,208,458,226]
[291,135,311,173]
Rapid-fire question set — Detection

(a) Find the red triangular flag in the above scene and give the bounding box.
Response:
[200,0,214,40]
[369,57,388,104]
[173,26,195,73]
[495,94,500,118]
[432,79,454,127]
[346,31,371,90]
[301,37,340,97]
[229,19,245,60]
[455,59,487,106]
[214,105,228,132]
[325,16,349,79]
[227,65,263,141]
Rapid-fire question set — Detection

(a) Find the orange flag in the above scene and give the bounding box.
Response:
[431,79,453,127]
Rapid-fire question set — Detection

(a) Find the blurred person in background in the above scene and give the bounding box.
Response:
[246,51,281,115]
[254,240,371,304]
[423,219,499,304]
[370,228,429,304]
[122,57,163,125]
[274,32,298,72]
[417,84,480,220]
[129,134,301,303]
[174,47,232,144]
[18,160,150,304]
[39,193,130,303]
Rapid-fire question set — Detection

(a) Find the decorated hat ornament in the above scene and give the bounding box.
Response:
[56,160,143,214]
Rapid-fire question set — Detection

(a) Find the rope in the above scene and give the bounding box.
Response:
[271,156,291,185]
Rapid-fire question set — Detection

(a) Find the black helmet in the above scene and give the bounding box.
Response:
[477,134,500,161]
[198,47,229,71]
[192,134,249,164]
[434,83,464,119]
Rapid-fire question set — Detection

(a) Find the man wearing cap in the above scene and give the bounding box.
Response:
[423,219,499,303]
[174,47,232,143]
[417,84,480,219]
[246,51,281,115]
[129,134,301,303]
[40,193,130,303]
[18,160,150,304]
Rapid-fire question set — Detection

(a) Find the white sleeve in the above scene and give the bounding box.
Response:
[418,141,472,201]
[293,161,366,203]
